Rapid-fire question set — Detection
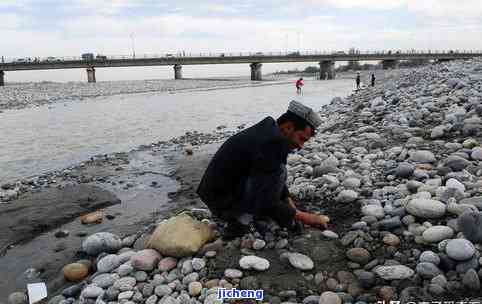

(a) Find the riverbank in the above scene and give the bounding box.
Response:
[6,58,482,303]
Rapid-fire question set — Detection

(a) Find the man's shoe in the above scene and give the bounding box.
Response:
[222,221,250,241]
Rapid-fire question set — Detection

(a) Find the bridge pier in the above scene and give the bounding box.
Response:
[382,60,399,70]
[0,71,4,86]
[86,67,96,83]
[250,63,262,81]
[174,64,183,79]
[319,61,335,80]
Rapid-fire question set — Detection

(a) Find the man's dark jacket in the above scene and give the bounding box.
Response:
[196,117,296,226]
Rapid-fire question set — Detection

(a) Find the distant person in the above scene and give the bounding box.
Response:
[296,77,304,94]
[371,73,376,87]
[356,72,361,90]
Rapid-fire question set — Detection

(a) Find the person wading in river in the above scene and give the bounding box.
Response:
[197,100,330,239]
[295,77,304,94]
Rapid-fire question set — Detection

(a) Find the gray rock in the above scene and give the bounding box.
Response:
[395,162,415,178]
[117,263,134,276]
[457,211,482,242]
[336,190,359,203]
[47,295,65,304]
[374,265,414,280]
[357,271,375,288]
[378,216,402,230]
[422,226,454,243]
[288,253,314,270]
[409,150,436,163]
[224,268,243,278]
[445,155,471,171]
[406,199,446,218]
[302,295,320,304]
[318,291,341,304]
[416,262,442,279]
[81,232,122,256]
[419,251,440,265]
[446,239,475,261]
[154,285,173,297]
[145,295,158,304]
[191,258,206,271]
[113,276,137,291]
[455,256,480,273]
[97,254,121,273]
[92,273,115,288]
[462,269,480,290]
[431,274,448,288]
[81,285,104,298]
[361,205,385,219]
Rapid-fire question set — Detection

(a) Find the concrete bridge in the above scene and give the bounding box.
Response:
[1,50,481,85]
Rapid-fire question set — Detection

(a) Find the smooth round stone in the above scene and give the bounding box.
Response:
[224,268,243,278]
[130,249,161,271]
[446,239,476,261]
[145,295,158,304]
[288,253,314,270]
[252,239,266,250]
[97,254,121,273]
[81,232,122,256]
[419,251,440,265]
[362,205,385,219]
[336,190,359,203]
[346,248,371,265]
[374,265,414,280]
[322,230,339,239]
[395,162,415,178]
[113,276,137,291]
[446,178,465,193]
[422,226,454,243]
[154,285,172,297]
[158,257,177,272]
[406,199,446,218]
[188,281,202,297]
[471,147,482,160]
[457,211,482,243]
[118,291,134,300]
[118,263,134,276]
[81,285,104,298]
[92,273,115,288]
[63,263,89,282]
[409,150,436,163]
[416,262,441,279]
[318,291,342,304]
[239,255,270,271]
[343,177,361,189]
[382,233,400,247]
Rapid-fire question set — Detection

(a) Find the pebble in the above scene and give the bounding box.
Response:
[419,251,440,265]
[252,239,266,250]
[374,265,414,280]
[336,190,359,203]
[462,269,480,290]
[188,281,202,296]
[158,257,178,272]
[346,248,371,264]
[113,276,137,291]
[318,291,342,304]
[130,249,161,271]
[97,254,121,273]
[445,239,476,261]
[287,252,314,270]
[416,262,442,279]
[406,198,447,218]
[63,263,89,282]
[8,292,26,304]
[422,226,454,243]
[224,268,243,278]
[239,255,270,271]
[81,285,104,298]
[81,232,122,256]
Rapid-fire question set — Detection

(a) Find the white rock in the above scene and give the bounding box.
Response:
[374,265,415,280]
[239,255,270,271]
[446,178,465,193]
[336,190,359,203]
[288,253,314,270]
[361,205,385,219]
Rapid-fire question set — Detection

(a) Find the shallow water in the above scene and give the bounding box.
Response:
[0,78,353,183]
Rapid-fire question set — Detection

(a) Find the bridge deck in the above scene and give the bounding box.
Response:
[1,51,481,71]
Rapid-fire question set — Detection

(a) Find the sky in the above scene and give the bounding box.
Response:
[1,0,482,82]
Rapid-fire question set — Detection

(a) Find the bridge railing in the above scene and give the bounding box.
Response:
[2,50,482,64]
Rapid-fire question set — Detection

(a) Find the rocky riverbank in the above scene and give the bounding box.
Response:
[5,58,482,304]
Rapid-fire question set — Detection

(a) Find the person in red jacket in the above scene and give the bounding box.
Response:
[295,77,304,94]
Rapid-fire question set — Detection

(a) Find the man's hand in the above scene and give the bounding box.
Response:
[295,211,330,229]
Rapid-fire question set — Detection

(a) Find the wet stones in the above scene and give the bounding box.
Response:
[422,226,454,243]
[63,263,89,282]
[405,199,446,218]
[445,239,475,261]
[239,255,270,271]
[288,252,314,270]
[346,248,371,265]
[81,232,122,256]
[374,265,415,280]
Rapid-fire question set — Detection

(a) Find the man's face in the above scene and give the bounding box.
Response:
[286,126,313,150]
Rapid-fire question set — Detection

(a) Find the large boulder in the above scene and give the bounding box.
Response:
[146,214,214,258]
